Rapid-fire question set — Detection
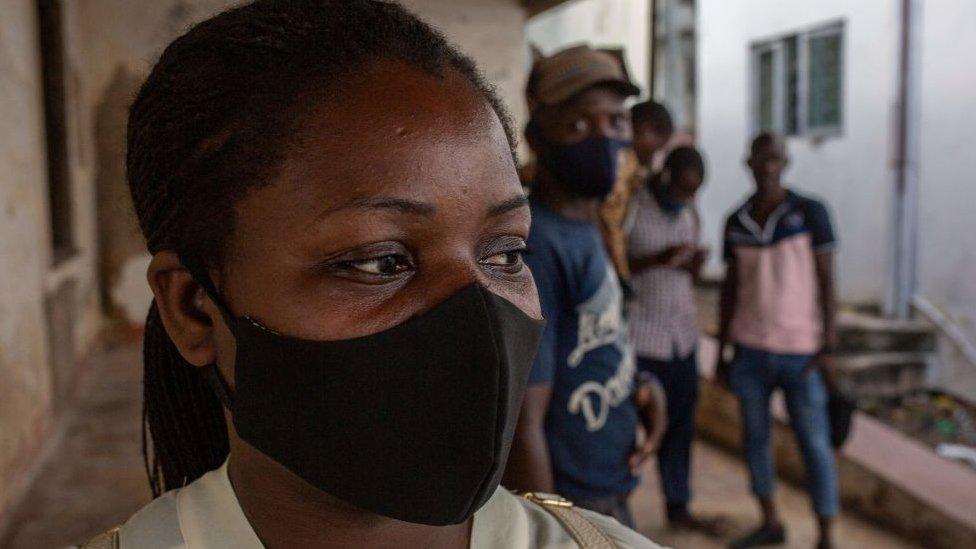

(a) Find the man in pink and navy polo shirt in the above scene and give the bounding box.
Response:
[717,133,839,549]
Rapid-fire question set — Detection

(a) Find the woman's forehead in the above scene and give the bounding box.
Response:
[299,60,496,147]
[240,60,520,225]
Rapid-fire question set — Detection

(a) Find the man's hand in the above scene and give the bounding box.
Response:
[683,247,709,276]
[629,376,668,472]
[663,244,697,268]
[715,355,731,389]
[714,342,734,389]
[804,350,837,389]
[630,244,697,276]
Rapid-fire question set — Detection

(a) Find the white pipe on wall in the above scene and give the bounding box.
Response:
[887,0,922,319]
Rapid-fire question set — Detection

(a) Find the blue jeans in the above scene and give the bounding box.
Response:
[638,352,698,520]
[729,345,839,517]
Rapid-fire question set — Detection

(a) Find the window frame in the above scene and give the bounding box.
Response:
[804,23,844,137]
[749,20,845,139]
[751,40,786,135]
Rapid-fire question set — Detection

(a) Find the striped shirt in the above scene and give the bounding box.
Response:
[627,186,699,360]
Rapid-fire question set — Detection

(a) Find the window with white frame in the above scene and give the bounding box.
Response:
[751,22,844,137]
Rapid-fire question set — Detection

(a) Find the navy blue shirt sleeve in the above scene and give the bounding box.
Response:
[804,199,837,252]
[524,240,563,386]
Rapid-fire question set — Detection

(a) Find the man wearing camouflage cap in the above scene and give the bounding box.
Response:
[503,44,667,528]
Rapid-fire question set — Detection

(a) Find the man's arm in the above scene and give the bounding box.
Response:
[629,244,696,276]
[716,261,738,385]
[628,250,667,275]
[628,374,668,472]
[685,205,708,282]
[683,249,709,282]
[810,252,838,385]
[503,385,555,493]
[806,200,839,382]
[815,252,838,349]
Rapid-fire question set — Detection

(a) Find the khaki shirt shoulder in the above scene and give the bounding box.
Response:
[110,461,664,548]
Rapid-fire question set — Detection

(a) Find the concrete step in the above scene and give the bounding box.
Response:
[838,310,937,354]
[835,351,931,399]
[698,338,976,548]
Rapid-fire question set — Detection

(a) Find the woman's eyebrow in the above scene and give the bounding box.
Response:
[312,194,526,224]
[351,197,436,216]
[487,194,529,217]
[314,196,436,223]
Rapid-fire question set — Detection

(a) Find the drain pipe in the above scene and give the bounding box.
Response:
[649,0,658,98]
[887,0,923,319]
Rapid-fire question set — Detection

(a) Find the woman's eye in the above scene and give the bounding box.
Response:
[482,249,525,268]
[345,254,413,276]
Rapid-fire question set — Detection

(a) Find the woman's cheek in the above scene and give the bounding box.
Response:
[503,270,542,320]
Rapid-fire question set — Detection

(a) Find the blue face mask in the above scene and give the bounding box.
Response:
[651,174,687,216]
[538,136,631,199]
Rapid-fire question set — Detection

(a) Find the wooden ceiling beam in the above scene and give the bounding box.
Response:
[523,0,576,17]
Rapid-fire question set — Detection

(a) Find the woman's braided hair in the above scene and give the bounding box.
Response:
[128,0,516,496]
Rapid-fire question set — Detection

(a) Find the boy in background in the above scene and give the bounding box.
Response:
[717,133,839,549]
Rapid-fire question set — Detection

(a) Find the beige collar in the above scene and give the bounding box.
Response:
[173,460,526,548]
[175,461,263,548]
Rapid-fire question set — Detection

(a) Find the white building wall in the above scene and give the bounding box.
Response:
[697,0,901,307]
[916,0,976,393]
[526,0,651,98]
[0,0,105,520]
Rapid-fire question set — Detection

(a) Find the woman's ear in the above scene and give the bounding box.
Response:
[147,251,217,367]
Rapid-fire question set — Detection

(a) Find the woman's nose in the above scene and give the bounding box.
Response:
[414,258,483,308]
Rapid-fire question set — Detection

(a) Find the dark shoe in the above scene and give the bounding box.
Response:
[668,510,729,537]
[730,524,786,548]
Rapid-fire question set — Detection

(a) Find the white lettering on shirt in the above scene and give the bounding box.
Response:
[565,265,635,432]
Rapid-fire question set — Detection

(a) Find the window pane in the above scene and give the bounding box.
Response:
[784,36,799,134]
[808,31,842,129]
[758,50,776,131]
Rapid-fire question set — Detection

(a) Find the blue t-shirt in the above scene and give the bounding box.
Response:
[525,199,639,500]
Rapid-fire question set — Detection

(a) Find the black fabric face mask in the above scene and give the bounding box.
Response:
[537,135,631,199]
[184,259,545,526]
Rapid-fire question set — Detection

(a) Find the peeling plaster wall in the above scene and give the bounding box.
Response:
[0,0,100,521]
[77,0,241,327]
[401,0,529,138]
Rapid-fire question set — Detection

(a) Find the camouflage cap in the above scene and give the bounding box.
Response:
[526,44,640,110]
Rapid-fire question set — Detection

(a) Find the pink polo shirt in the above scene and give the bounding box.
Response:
[723,190,836,355]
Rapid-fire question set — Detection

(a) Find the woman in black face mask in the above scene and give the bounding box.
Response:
[82,1,660,548]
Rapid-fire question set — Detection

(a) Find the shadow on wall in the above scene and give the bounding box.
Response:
[94,66,152,328]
